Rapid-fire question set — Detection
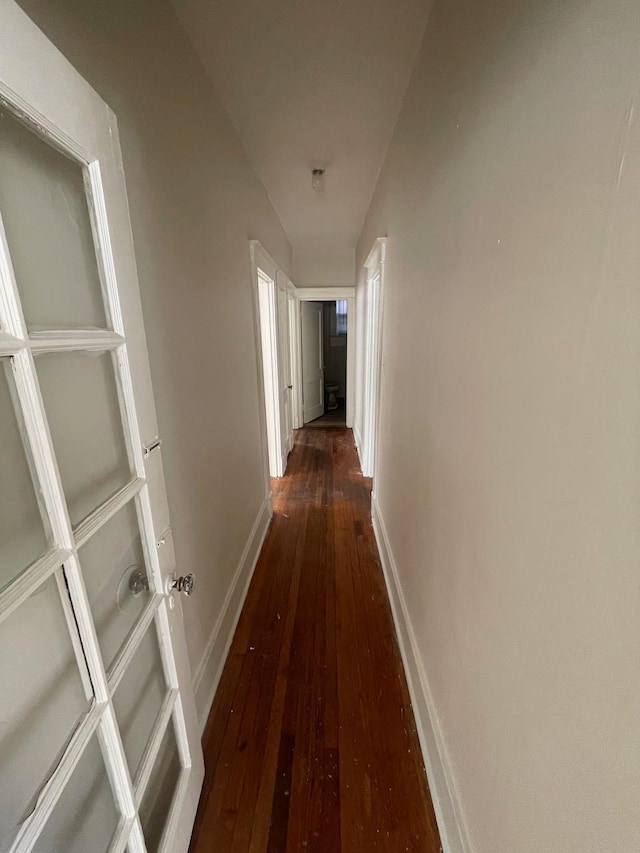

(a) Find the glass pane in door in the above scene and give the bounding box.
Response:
[0,573,91,853]
[78,499,152,670]
[35,351,132,525]
[0,359,49,593]
[140,720,183,853]
[32,734,120,853]
[0,108,107,330]
[113,626,169,784]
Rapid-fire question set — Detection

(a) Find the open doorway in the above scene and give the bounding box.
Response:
[354,238,386,480]
[297,289,355,427]
[250,242,294,480]
[256,268,284,476]
[302,300,348,426]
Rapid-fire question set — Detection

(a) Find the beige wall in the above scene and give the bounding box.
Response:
[17,0,291,724]
[358,0,640,850]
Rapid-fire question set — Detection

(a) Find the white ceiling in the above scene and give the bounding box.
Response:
[171,0,431,286]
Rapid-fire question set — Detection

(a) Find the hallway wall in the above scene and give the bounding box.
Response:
[357,0,640,850]
[17,0,292,725]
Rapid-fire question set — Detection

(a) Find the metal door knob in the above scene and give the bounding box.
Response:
[171,573,196,596]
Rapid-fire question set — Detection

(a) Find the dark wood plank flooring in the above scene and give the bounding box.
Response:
[189,427,441,852]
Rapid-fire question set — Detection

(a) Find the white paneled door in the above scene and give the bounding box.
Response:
[276,272,294,458]
[301,301,324,423]
[0,4,203,853]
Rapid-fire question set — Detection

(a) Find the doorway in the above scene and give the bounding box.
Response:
[296,289,355,428]
[301,300,349,426]
[250,242,295,480]
[354,238,386,480]
[256,268,284,476]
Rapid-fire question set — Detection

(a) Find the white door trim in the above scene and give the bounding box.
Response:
[276,270,295,453]
[249,241,295,480]
[295,286,355,300]
[359,237,387,480]
[287,292,303,429]
[249,242,274,499]
[292,287,356,428]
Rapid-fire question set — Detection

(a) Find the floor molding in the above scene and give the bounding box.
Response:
[371,496,473,853]
[193,497,272,731]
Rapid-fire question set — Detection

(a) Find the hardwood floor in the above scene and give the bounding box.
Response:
[189,427,441,852]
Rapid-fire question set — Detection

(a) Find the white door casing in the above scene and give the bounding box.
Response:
[288,293,303,430]
[256,267,283,478]
[276,270,294,456]
[250,242,298,480]
[0,4,203,851]
[358,238,386,479]
[294,287,355,429]
[301,301,324,423]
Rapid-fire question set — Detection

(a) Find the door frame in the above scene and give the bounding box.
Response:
[276,270,296,448]
[249,241,294,481]
[294,287,356,428]
[287,290,303,430]
[356,238,386,481]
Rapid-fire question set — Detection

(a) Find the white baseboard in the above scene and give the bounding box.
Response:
[192,497,272,731]
[371,496,473,853]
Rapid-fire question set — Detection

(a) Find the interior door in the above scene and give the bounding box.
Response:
[287,293,302,429]
[276,278,293,458]
[0,4,203,852]
[301,301,324,423]
[278,282,293,460]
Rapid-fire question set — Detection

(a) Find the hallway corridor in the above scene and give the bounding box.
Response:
[189,427,441,852]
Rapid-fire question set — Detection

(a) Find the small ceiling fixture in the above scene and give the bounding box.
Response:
[311,168,325,191]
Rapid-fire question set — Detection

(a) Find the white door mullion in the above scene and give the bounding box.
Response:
[86,160,125,337]
[128,819,147,853]
[112,343,146,478]
[0,330,23,354]
[0,547,69,625]
[107,817,135,853]
[11,348,143,842]
[97,706,148,853]
[54,567,95,700]
[133,690,178,805]
[0,183,140,843]
[73,475,146,548]
[0,208,27,339]
[10,349,76,547]
[29,329,125,353]
[107,594,162,693]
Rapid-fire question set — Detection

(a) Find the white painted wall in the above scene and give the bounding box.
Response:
[293,245,355,289]
[358,0,640,850]
[17,0,292,727]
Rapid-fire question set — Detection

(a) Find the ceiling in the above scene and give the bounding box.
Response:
[171,0,431,286]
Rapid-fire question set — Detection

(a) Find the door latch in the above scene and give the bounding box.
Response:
[167,573,195,596]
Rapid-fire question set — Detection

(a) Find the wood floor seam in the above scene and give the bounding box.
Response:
[189,428,441,852]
